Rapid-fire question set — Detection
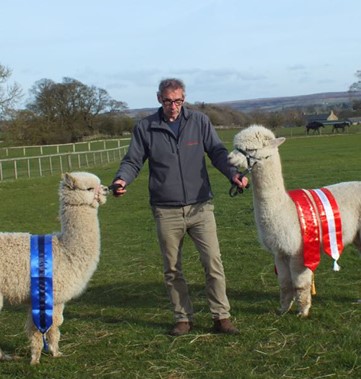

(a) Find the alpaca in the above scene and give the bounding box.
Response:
[228,125,361,317]
[0,172,108,364]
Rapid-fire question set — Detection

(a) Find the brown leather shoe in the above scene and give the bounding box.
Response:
[169,321,193,336]
[213,318,239,335]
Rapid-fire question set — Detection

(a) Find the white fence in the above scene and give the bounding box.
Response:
[0,145,129,181]
[0,138,130,158]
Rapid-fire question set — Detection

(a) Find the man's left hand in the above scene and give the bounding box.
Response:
[232,173,249,189]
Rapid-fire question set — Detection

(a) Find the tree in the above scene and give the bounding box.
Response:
[349,70,361,92]
[0,64,22,118]
[266,111,285,130]
[108,99,128,113]
[27,77,123,142]
[348,70,361,111]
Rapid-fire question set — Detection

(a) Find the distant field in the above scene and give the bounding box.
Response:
[0,132,360,378]
[218,123,361,142]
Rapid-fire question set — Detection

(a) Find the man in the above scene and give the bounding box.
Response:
[112,78,247,336]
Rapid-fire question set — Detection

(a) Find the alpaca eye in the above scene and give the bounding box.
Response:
[86,188,94,191]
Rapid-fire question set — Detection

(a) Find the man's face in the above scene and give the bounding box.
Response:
[158,88,185,121]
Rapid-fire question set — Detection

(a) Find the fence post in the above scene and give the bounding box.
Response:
[38,157,42,176]
[14,160,18,179]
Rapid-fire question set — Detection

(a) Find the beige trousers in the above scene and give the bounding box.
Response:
[152,201,231,322]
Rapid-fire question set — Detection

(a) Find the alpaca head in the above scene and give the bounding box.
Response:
[59,172,108,208]
[228,124,285,169]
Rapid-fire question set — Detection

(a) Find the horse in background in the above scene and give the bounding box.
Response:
[332,122,350,133]
[306,121,324,135]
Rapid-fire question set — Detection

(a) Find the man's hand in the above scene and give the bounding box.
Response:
[111,179,127,197]
[232,173,249,190]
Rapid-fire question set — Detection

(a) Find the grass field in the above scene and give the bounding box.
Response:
[0,130,360,378]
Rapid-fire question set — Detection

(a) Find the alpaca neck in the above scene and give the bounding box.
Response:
[59,204,100,248]
[252,154,288,203]
[54,203,101,303]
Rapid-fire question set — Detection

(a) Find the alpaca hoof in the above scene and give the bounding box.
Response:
[52,351,63,358]
[0,351,13,361]
[30,359,40,365]
[297,311,310,318]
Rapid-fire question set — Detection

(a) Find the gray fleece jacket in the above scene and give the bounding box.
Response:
[114,106,237,206]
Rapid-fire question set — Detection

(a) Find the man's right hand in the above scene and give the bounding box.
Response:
[111,179,127,197]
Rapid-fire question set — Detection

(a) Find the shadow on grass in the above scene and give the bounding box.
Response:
[3,281,357,316]
[71,281,278,309]
[79,281,357,305]
[61,282,281,332]
[2,281,357,337]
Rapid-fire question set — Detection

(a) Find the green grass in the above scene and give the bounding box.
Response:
[0,132,360,378]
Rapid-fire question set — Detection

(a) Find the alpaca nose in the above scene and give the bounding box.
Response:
[102,185,111,195]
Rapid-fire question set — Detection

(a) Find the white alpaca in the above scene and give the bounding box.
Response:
[228,125,361,317]
[0,172,108,364]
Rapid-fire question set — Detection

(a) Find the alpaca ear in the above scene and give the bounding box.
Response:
[63,172,76,189]
[270,137,285,148]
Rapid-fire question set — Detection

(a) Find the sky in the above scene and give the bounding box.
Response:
[2,0,361,109]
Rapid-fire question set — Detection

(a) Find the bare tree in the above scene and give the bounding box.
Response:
[349,70,361,92]
[348,70,361,111]
[0,64,22,118]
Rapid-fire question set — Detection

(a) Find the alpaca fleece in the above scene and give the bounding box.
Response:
[0,172,108,364]
[228,125,361,317]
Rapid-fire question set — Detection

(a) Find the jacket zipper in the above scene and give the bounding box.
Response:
[176,142,187,204]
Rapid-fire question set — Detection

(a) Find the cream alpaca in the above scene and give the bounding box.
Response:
[0,172,108,364]
[228,125,361,317]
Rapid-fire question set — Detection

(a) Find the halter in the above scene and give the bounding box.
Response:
[236,147,271,165]
[229,147,270,197]
[94,184,102,202]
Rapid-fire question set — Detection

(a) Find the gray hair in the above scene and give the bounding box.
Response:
[157,78,186,97]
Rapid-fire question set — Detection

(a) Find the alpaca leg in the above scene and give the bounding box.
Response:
[290,256,313,317]
[274,255,294,314]
[0,293,12,361]
[26,310,44,365]
[0,349,12,361]
[47,303,64,358]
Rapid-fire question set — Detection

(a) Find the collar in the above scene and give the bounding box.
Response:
[158,106,190,123]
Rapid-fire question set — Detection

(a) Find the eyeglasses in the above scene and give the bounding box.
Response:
[162,98,184,106]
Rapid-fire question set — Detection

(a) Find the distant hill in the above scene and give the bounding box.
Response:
[128,91,361,115]
[216,91,361,113]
